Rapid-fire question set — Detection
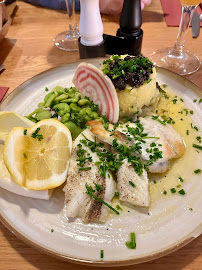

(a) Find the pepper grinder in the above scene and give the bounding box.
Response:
[78,0,143,58]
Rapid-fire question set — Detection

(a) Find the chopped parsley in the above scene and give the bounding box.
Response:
[126,233,136,249]
[31,127,43,141]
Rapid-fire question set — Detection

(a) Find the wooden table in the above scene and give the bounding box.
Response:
[0,1,201,269]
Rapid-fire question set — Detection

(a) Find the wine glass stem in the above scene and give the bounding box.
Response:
[169,5,196,58]
[65,0,78,32]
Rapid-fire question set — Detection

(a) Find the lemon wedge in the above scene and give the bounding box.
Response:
[0,111,34,141]
[3,119,72,190]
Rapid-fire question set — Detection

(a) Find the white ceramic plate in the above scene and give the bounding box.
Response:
[0,60,202,266]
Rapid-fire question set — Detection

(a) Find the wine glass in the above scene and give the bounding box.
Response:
[150,0,201,75]
[53,0,80,51]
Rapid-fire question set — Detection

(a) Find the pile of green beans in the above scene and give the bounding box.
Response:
[26,86,101,139]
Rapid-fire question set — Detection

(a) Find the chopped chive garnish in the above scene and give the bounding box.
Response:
[172,99,178,104]
[178,177,184,182]
[23,153,27,159]
[126,233,136,249]
[147,78,152,84]
[194,169,201,174]
[190,110,194,115]
[193,99,197,103]
[45,87,49,91]
[79,167,92,171]
[178,189,185,195]
[196,136,201,143]
[189,208,193,211]
[100,250,104,259]
[129,181,135,187]
[24,129,27,135]
[170,188,176,193]
[51,229,54,232]
[31,127,43,141]
[180,98,184,102]
[186,130,189,135]
[114,191,119,197]
[192,144,202,150]
[94,183,102,191]
[199,99,202,103]
[116,204,123,211]
[85,183,119,215]
[162,84,167,88]
[153,181,157,184]
[163,190,167,195]
[176,184,181,188]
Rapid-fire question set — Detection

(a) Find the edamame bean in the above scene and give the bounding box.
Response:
[45,93,58,108]
[44,92,54,104]
[35,110,52,121]
[64,121,82,139]
[61,97,79,103]
[86,108,93,117]
[70,103,81,112]
[61,113,70,123]
[54,94,69,101]
[25,116,37,123]
[84,115,92,122]
[38,102,45,108]
[91,112,99,119]
[78,98,90,106]
[53,103,70,112]
[52,86,65,95]
[79,108,87,115]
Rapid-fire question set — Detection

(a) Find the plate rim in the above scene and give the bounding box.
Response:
[0,59,202,266]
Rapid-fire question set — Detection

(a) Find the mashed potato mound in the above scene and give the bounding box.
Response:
[117,67,159,118]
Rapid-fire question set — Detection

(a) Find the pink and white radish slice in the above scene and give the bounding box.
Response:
[72,63,119,123]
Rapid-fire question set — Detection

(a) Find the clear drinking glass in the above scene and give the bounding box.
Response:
[53,0,80,51]
[150,0,201,75]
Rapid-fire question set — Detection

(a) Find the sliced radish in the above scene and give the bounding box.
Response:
[72,63,119,123]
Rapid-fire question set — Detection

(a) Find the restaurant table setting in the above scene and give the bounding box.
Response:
[0,0,201,269]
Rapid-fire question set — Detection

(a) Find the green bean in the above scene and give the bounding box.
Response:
[61,98,78,103]
[78,98,90,106]
[70,103,81,112]
[64,121,82,139]
[35,110,52,121]
[61,113,70,123]
[45,93,58,108]
[54,94,69,101]
[38,102,45,108]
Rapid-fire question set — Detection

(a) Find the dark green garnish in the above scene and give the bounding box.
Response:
[79,167,91,171]
[129,181,136,187]
[178,177,184,182]
[24,129,27,135]
[116,205,123,211]
[194,169,201,174]
[190,110,194,115]
[176,184,181,188]
[163,190,167,195]
[31,127,43,141]
[94,183,102,192]
[126,233,136,249]
[172,99,178,104]
[100,250,104,259]
[170,188,176,193]
[199,99,202,103]
[85,183,119,215]
[162,84,167,88]
[178,189,185,195]
[45,87,49,91]
[23,153,27,159]
[189,208,193,211]
[153,181,157,184]
[191,123,199,131]
[147,78,152,84]
[114,191,119,197]
[196,136,201,143]
[51,229,54,233]
[180,98,184,102]
[186,130,189,135]
[192,144,202,150]
[193,99,197,103]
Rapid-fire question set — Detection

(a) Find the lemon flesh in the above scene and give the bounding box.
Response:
[3,119,72,190]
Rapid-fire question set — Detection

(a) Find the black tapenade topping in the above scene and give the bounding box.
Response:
[102,55,154,90]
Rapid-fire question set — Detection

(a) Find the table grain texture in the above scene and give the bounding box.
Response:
[0,0,201,269]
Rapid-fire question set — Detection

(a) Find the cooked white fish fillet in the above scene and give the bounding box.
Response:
[87,118,185,173]
[63,129,116,223]
[117,159,150,207]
